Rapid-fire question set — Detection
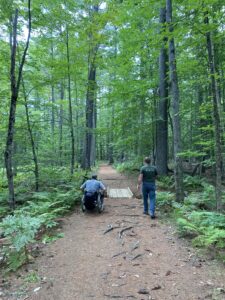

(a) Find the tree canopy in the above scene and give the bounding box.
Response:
[0,0,224,208]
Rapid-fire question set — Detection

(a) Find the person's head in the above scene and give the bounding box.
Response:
[91,174,98,180]
[144,157,151,165]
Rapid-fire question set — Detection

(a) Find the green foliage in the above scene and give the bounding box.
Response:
[177,212,225,250]
[1,0,225,270]
[5,249,28,272]
[16,187,82,229]
[156,181,225,256]
[115,158,142,173]
[177,218,199,238]
[24,271,40,283]
[193,227,225,249]
[177,150,207,158]
[42,232,64,244]
[189,211,225,229]
[156,191,175,212]
[183,175,204,189]
[0,214,42,251]
[0,206,9,219]
[157,176,174,190]
[201,182,216,207]
[0,168,83,271]
[183,193,214,211]
[0,214,42,271]
[39,167,73,187]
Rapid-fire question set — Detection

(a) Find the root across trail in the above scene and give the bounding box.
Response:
[3,165,225,300]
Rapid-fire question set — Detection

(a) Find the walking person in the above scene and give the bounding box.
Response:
[137,157,158,219]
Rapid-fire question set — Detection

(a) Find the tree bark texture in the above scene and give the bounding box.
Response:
[51,41,55,137]
[22,80,39,192]
[83,5,99,169]
[59,83,64,166]
[85,64,97,169]
[108,104,115,164]
[166,0,184,202]
[156,7,168,175]
[205,14,223,211]
[4,2,31,209]
[66,27,75,175]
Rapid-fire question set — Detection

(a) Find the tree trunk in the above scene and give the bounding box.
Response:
[66,26,75,175]
[108,104,115,164]
[13,140,18,176]
[85,64,97,169]
[205,13,223,211]
[51,41,55,137]
[166,0,184,202]
[22,80,39,192]
[59,82,64,166]
[156,7,168,175]
[90,96,97,166]
[83,5,99,169]
[4,2,31,209]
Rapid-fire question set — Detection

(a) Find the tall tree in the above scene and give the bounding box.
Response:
[4,1,31,209]
[205,11,223,211]
[166,0,184,202]
[83,5,99,169]
[156,6,169,175]
[66,26,75,175]
[22,80,39,192]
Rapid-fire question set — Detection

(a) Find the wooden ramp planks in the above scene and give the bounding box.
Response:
[108,188,133,198]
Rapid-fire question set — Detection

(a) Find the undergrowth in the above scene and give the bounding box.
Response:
[116,160,225,259]
[157,184,225,262]
[0,166,86,272]
[115,158,142,173]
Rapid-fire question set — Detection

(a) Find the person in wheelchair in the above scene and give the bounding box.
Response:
[80,174,106,212]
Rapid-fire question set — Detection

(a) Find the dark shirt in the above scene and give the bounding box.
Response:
[140,164,158,183]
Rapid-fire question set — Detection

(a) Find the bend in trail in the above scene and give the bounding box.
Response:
[8,165,225,300]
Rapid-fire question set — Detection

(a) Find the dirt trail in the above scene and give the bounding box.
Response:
[4,165,225,300]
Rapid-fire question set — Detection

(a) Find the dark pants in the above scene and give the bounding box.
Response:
[142,182,156,217]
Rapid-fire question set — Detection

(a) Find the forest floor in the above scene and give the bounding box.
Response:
[1,164,225,300]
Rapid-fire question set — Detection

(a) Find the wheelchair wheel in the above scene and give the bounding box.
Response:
[97,194,104,213]
[81,195,86,212]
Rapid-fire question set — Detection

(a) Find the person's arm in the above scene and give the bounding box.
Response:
[137,173,143,190]
[80,182,86,190]
[99,181,106,190]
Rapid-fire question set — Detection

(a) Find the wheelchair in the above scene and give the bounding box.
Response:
[81,190,104,213]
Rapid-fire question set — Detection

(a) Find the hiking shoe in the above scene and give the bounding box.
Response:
[150,215,156,219]
[143,211,148,215]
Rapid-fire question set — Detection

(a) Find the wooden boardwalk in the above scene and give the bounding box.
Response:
[107,187,133,198]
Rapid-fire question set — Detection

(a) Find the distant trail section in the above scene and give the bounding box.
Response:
[108,188,133,198]
[4,164,225,300]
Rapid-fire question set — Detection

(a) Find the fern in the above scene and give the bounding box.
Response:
[156,191,175,212]
[0,214,42,251]
[177,218,199,238]
[189,211,225,229]
[193,227,225,249]
[183,175,203,189]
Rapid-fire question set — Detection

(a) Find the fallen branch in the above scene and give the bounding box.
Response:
[103,225,120,235]
[130,241,140,252]
[116,214,142,217]
[131,253,143,261]
[119,226,133,238]
[104,295,122,299]
[112,251,126,258]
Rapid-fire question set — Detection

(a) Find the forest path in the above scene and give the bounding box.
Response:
[5,165,225,300]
